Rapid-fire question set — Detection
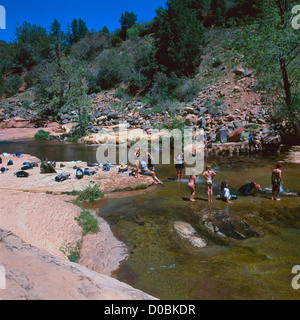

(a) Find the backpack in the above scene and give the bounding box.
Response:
[55,173,69,182]
[76,169,84,179]
[21,165,32,170]
[48,161,56,168]
[84,168,95,176]
[87,162,98,167]
[102,163,111,172]
[16,171,29,178]
[7,160,13,166]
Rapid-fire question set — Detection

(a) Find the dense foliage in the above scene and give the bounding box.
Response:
[0,0,298,138]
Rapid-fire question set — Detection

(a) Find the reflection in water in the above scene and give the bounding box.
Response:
[1,139,300,299]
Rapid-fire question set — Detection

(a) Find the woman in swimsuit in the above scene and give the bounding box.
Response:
[134,148,140,178]
[187,171,197,202]
[203,165,216,202]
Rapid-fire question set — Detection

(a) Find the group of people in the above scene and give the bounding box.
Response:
[129,147,284,203]
[187,162,283,203]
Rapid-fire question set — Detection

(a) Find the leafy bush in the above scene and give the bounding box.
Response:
[76,184,105,202]
[4,74,23,96]
[34,130,50,140]
[174,78,201,102]
[59,240,82,263]
[111,36,123,47]
[75,210,99,235]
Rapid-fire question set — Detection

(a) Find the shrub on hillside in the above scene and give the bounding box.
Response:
[3,74,22,96]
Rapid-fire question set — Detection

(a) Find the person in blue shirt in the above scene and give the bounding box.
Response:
[249,133,258,154]
[140,161,163,184]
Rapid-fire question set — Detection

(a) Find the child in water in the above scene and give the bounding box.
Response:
[187,171,197,202]
[219,181,237,203]
[203,165,216,202]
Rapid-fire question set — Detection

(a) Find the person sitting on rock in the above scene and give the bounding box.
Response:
[238,181,262,196]
[140,161,163,184]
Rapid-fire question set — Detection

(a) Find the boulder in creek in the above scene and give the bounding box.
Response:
[261,132,282,152]
[202,208,263,240]
[229,127,244,142]
[173,221,208,249]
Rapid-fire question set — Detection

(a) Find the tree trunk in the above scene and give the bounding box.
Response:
[280,58,300,140]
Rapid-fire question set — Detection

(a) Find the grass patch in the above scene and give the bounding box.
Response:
[76,184,105,202]
[59,240,82,263]
[34,130,50,140]
[113,184,149,192]
[63,184,105,204]
[75,210,99,236]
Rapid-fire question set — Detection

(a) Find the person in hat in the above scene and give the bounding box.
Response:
[118,163,129,173]
[271,163,283,201]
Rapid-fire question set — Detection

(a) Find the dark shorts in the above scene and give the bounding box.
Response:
[175,163,185,170]
[141,170,152,176]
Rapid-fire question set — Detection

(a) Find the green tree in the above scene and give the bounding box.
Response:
[102,25,110,34]
[153,0,205,76]
[119,11,138,40]
[14,22,52,69]
[71,19,79,44]
[78,18,88,39]
[235,0,300,138]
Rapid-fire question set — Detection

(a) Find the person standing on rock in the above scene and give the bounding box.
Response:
[271,163,283,201]
[134,148,140,178]
[203,165,216,202]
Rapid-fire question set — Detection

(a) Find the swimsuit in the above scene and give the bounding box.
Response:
[205,172,213,185]
[188,181,195,188]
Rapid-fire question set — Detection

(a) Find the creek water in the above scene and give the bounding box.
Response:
[1,139,300,299]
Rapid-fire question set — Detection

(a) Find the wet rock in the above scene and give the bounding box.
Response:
[173,221,208,249]
[202,209,263,240]
[234,68,245,76]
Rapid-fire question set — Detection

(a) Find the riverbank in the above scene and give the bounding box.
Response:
[0,152,156,300]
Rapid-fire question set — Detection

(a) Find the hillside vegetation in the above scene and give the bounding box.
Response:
[0,0,299,142]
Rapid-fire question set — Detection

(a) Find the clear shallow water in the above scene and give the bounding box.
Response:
[1,139,300,299]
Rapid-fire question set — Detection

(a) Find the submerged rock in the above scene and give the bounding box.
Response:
[201,208,263,240]
[173,221,208,249]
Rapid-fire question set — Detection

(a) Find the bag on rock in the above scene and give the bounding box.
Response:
[16,171,29,178]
